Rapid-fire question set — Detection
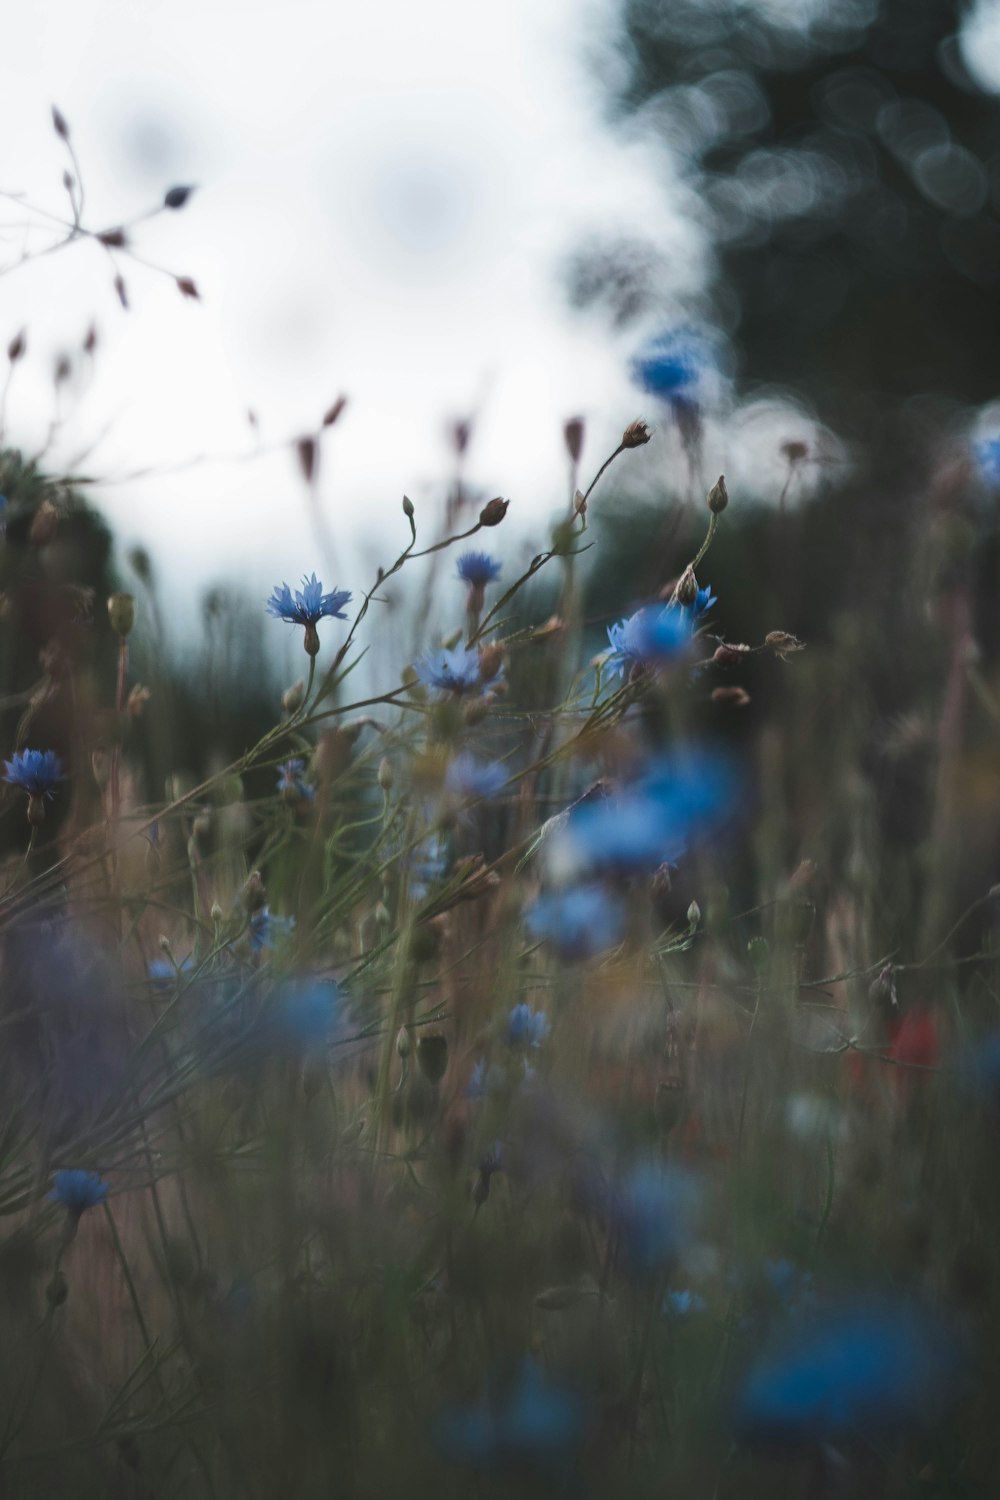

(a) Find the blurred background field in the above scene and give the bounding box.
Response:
[2,2,1000,1497]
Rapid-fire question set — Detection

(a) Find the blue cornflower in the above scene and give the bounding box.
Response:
[271,979,345,1053]
[250,906,296,954]
[148,956,194,990]
[465,1059,506,1098]
[606,604,694,678]
[557,748,736,879]
[665,1288,707,1318]
[975,437,1000,487]
[457,551,502,588]
[436,1358,586,1471]
[445,753,507,801]
[414,646,490,696]
[525,884,626,960]
[691,585,717,616]
[3,748,63,799]
[276,758,314,801]
[613,1163,701,1276]
[266,574,351,656]
[631,335,702,402]
[50,1169,108,1216]
[733,1299,961,1446]
[506,1002,550,1050]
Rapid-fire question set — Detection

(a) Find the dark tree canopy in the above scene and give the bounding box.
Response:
[580,0,1000,429]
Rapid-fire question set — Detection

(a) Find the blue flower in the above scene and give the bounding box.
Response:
[408,834,449,900]
[465,1059,506,1098]
[266,574,351,627]
[975,437,1000,487]
[733,1300,962,1446]
[764,1258,814,1304]
[148,956,194,990]
[506,1002,550,1050]
[613,1163,701,1276]
[525,884,626,960]
[606,604,694,677]
[414,646,491,696]
[692,585,717,616]
[457,551,502,588]
[631,335,702,401]
[554,749,736,878]
[444,753,507,801]
[271,979,345,1053]
[250,906,296,954]
[50,1169,108,1215]
[3,748,63,799]
[276,758,314,800]
[436,1358,586,1471]
[665,1288,707,1318]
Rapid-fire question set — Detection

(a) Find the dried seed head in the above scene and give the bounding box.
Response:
[765,631,805,660]
[621,418,651,449]
[675,566,698,606]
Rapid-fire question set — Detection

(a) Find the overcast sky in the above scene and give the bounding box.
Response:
[1,0,997,653]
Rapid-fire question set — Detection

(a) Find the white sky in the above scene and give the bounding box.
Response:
[0,0,710,647]
[1,0,995,657]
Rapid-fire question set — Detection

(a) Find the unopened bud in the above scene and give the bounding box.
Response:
[781,439,808,464]
[396,1025,411,1059]
[563,416,585,464]
[707,475,728,514]
[158,935,172,954]
[29,500,58,547]
[687,900,701,929]
[242,870,266,913]
[479,496,509,528]
[211,902,223,924]
[375,901,391,928]
[402,494,414,520]
[282,679,306,715]
[377,757,393,791]
[622,419,651,449]
[416,1031,448,1085]
[163,184,195,210]
[7,330,26,363]
[675,567,698,607]
[712,643,751,667]
[107,592,135,637]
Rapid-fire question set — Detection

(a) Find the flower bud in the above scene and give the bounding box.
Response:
[765,631,805,659]
[211,902,223,924]
[107,592,135,638]
[242,870,267,913]
[282,679,306,715]
[127,684,150,717]
[707,475,728,514]
[621,419,651,449]
[477,643,505,683]
[402,494,415,520]
[377,757,393,792]
[687,900,701,929]
[395,1025,411,1059]
[563,416,585,464]
[675,567,698,606]
[416,1031,448,1085]
[479,496,509,528]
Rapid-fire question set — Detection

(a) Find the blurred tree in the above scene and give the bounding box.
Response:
[574,0,1000,433]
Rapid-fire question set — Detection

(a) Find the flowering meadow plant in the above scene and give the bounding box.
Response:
[0,233,995,1496]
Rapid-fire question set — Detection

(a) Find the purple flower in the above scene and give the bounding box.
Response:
[457,551,502,588]
[506,1002,550,1049]
[266,574,351,627]
[606,604,694,677]
[3,748,63,799]
[525,885,626,960]
[414,646,491,696]
[50,1168,108,1215]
